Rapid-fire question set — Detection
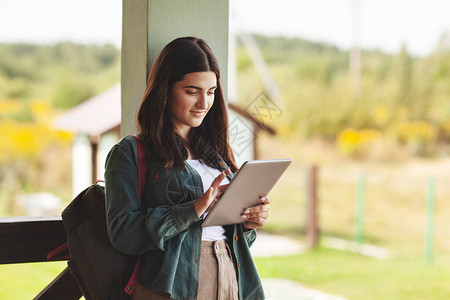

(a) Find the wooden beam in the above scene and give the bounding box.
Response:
[34,267,82,300]
[0,216,67,264]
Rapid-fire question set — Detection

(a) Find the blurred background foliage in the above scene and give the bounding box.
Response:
[0,43,120,108]
[0,42,120,216]
[236,34,450,159]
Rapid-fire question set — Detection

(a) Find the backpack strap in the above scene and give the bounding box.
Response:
[124,135,146,295]
[47,241,70,261]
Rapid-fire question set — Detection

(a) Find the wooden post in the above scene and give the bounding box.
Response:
[252,130,259,160]
[90,134,100,184]
[306,165,319,248]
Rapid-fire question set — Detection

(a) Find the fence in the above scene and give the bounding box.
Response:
[0,216,82,299]
[304,164,438,262]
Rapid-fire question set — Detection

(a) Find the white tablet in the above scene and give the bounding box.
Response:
[202,159,291,227]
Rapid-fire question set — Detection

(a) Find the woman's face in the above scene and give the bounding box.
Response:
[167,71,217,139]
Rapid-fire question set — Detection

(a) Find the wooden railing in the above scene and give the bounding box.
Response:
[0,216,82,300]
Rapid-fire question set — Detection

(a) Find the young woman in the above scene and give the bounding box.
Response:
[105,37,270,300]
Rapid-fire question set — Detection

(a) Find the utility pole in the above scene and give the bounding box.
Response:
[238,32,282,105]
[350,0,362,99]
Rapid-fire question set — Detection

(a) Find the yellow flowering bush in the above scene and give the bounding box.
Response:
[0,99,72,164]
[338,128,382,158]
[390,121,437,155]
[393,121,437,145]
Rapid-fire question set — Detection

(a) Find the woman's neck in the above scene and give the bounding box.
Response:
[174,127,194,160]
[177,126,190,141]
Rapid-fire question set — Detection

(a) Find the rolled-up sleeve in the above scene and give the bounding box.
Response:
[243,227,257,248]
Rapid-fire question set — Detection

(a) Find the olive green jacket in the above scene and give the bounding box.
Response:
[104,135,264,300]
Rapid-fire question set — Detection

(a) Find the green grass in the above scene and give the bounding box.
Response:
[0,261,67,299]
[254,245,450,300]
[2,248,449,300]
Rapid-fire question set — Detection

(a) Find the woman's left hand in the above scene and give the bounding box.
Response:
[241,196,271,230]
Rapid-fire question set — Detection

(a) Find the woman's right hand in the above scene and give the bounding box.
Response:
[194,168,230,217]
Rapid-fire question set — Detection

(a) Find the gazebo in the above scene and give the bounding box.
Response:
[53,84,121,197]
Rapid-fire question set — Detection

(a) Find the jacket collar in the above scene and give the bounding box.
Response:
[175,136,235,181]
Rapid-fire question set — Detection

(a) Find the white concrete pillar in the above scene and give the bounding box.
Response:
[121,0,230,136]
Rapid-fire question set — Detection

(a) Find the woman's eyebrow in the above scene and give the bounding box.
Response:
[183,85,201,89]
[183,85,217,90]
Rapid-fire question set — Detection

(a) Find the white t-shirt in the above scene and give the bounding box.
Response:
[186,159,230,241]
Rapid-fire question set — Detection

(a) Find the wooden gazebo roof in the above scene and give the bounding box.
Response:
[53,84,121,137]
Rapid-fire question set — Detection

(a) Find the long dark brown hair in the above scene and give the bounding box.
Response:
[136,37,238,172]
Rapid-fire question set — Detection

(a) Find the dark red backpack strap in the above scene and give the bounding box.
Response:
[124,135,146,295]
[47,241,70,261]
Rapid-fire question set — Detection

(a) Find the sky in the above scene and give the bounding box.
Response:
[1,0,450,56]
[234,0,450,56]
[0,0,122,46]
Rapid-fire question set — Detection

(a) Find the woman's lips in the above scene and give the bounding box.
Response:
[191,110,206,117]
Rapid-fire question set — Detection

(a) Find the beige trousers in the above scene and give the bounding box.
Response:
[132,240,239,300]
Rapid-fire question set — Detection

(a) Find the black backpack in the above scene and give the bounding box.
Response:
[50,135,146,299]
